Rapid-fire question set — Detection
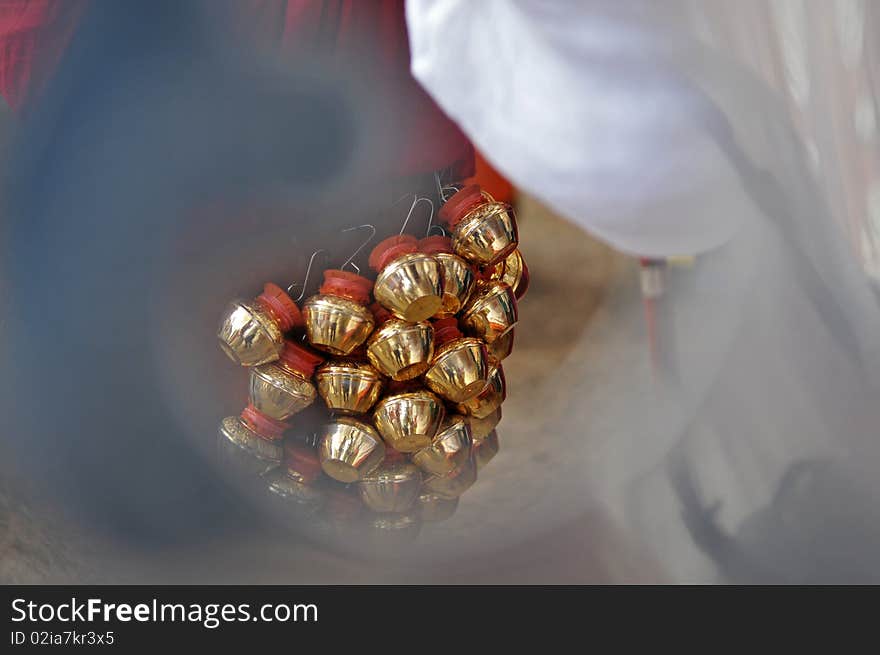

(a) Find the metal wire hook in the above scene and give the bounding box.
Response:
[288,249,328,301]
[398,196,434,236]
[339,224,377,275]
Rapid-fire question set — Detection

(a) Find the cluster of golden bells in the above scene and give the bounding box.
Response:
[216,184,528,545]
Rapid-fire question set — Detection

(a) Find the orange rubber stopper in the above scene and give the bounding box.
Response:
[438,184,484,228]
[419,235,454,255]
[278,340,324,378]
[319,269,373,305]
[257,282,303,332]
[240,403,289,440]
[432,317,462,346]
[368,234,418,271]
[369,301,393,325]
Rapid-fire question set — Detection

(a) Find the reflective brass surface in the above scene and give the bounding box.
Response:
[218,416,283,476]
[433,252,475,317]
[373,252,443,322]
[412,415,473,477]
[486,328,514,361]
[473,429,500,471]
[318,417,385,483]
[373,390,445,453]
[249,364,316,420]
[456,364,506,419]
[423,337,489,403]
[366,319,434,381]
[468,407,502,439]
[266,468,324,515]
[417,492,459,522]
[490,249,528,299]
[460,281,518,344]
[452,201,518,266]
[423,457,478,499]
[315,360,384,414]
[358,460,422,513]
[302,294,375,356]
[218,299,284,367]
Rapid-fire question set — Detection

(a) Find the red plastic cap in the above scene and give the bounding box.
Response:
[438,184,484,227]
[240,403,289,440]
[284,441,322,484]
[279,340,324,378]
[419,235,453,255]
[384,447,406,464]
[369,301,393,325]
[432,317,462,345]
[257,282,303,332]
[368,234,418,271]
[319,269,373,305]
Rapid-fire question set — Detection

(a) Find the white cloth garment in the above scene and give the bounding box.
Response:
[406,0,880,581]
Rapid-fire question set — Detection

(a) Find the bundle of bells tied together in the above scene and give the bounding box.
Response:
[216,182,529,544]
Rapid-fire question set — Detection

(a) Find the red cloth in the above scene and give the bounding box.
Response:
[0,0,473,175]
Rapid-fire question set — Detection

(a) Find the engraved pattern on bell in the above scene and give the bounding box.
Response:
[423,337,490,403]
[473,429,500,471]
[218,299,284,367]
[315,360,384,414]
[422,456,478,499]
[249,363,317,420]
[373,390,445,453]
[417,492,459,522]
[412,415,473,477]
[456,363,506,419]
[358,460,422,513]
[265,468,324,516]
[373,252,443,322]
[366,319,434,381]
[433,252,475,317]
[218,416,284,477]
[468,407,502,440]
[460,280,518,344]
[302,294,375,356]
[318,417,385,483]
[451,201,519,266]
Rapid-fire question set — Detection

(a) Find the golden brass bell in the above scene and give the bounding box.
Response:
[438,184,518,266]
[456,362,506,419]
[302,270,375,356]
[460,280,518,345]
[315,359,384,414]
[486,248,530,300]
[473,429,500,471]
[318,416,385,483]
[366,313,434,381]
[468,407,502,440]
[218,282,304,366]
[373,389,445,453]
[266,468,324,516]
[423,318,490,403]
[412,414,473,477]
[486,328,514,361]
[417,492,459,522]
[249,340,323,420]
[218,403,287,476]
[423,456,478,499]
[358,453,422,513]
[369,235,443,322]
[419,235,475,317]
